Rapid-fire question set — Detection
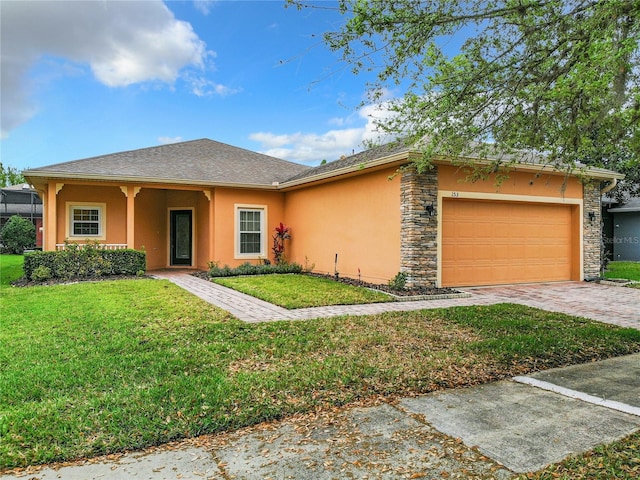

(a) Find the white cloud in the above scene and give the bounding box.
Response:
[193,1,217,16]
[250,103,397,164]
[188,76,241,97]
[327,116,347,127]
[0,1,223,138]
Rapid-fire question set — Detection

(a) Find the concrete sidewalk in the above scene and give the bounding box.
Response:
[3,353,639,479]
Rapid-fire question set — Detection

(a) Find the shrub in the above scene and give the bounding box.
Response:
[208,260,302,278]
[30,265,52,282]
[23,246,146,281]
[272,222,291,265]
[388,272,407,291]
[0,215,35,254]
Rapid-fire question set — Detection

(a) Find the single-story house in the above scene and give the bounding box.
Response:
[0,183,43,248]
[603,194,640,261]
[23,138,622,287]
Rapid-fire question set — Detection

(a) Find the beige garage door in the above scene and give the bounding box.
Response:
[442,199,576,287]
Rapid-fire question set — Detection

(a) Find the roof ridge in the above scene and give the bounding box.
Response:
[23,138,311,187]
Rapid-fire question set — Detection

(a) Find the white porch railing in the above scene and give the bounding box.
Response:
[55,243,128,251]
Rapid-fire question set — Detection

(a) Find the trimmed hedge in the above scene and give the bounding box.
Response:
[208,261,302,278]
[24,248,146,281]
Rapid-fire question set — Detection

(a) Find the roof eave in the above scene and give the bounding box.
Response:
[432,155,625,180]
[279,151,413,189]
[608,206,640,212]
[279,150,623,189]
[22,171,279,190]
[24,151,623,192]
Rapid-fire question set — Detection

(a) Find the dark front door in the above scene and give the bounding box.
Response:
[170,210,192,266]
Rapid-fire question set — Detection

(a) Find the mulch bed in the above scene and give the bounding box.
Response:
[306,272,458,296]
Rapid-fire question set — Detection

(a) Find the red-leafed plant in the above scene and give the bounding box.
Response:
[272,222,291,265]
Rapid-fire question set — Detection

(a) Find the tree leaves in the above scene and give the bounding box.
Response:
[0,162,25,187]
[294,0,640,195]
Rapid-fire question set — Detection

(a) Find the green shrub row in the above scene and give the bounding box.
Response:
[208,261,302,278]
[24,248,146,281]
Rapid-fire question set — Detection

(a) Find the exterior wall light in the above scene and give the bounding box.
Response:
[588,211,596,222]
[425,202,435,216]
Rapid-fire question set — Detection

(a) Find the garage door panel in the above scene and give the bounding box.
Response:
[442,199,575,287]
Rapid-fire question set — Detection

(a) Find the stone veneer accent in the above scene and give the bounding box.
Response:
[583,181,602,280]
[400,166,438,287]
[401,167,604,286]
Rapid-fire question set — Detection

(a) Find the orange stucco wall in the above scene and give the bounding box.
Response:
[283,167,401,283]
[55,184,127,245]
[134,188,213,270]
[211,188,285,267]
[438,164,583,198]
[197,193,210,270]
[134,189,168,270]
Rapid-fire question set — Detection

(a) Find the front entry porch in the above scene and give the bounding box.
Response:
[41,181,214,271]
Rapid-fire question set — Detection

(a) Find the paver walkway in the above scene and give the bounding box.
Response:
[153,271,639,328]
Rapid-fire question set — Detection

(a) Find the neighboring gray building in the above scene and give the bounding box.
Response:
[604,195,640,261]
[0,183,43,248]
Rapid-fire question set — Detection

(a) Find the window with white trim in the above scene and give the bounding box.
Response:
[70,206,103,237]
[236,206,266,257]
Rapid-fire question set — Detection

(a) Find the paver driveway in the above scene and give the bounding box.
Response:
[468,282,639,329]
[154,272,639,329]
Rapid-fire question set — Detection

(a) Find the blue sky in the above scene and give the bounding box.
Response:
[1,0,397,171]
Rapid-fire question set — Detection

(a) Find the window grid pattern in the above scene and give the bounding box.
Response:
[239,210,262,254]
[72,208,100,236]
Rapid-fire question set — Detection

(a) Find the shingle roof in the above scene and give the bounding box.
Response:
[25,138,310,187]
[608,196,640,212]
[284,141,411,183]
[2,183,36,192]
[25,137,622,189]
[284,138,624,184]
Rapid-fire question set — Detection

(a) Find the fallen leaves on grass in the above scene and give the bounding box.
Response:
[521,431,640,479]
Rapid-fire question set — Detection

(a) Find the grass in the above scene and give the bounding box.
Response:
[604,261,640,281]
[519,430,640,479]
[2,255,640,474]
[213,274,392,308]
[0,255,24,286]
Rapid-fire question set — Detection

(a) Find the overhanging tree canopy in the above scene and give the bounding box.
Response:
[290,0,640,196]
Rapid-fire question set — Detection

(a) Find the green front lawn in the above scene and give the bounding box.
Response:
[2,255,640,475]
[604,261,640,281]
[0,254,24,286]
[213,274,392,308]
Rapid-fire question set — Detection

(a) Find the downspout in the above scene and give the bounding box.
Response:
[601,178,618,194]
